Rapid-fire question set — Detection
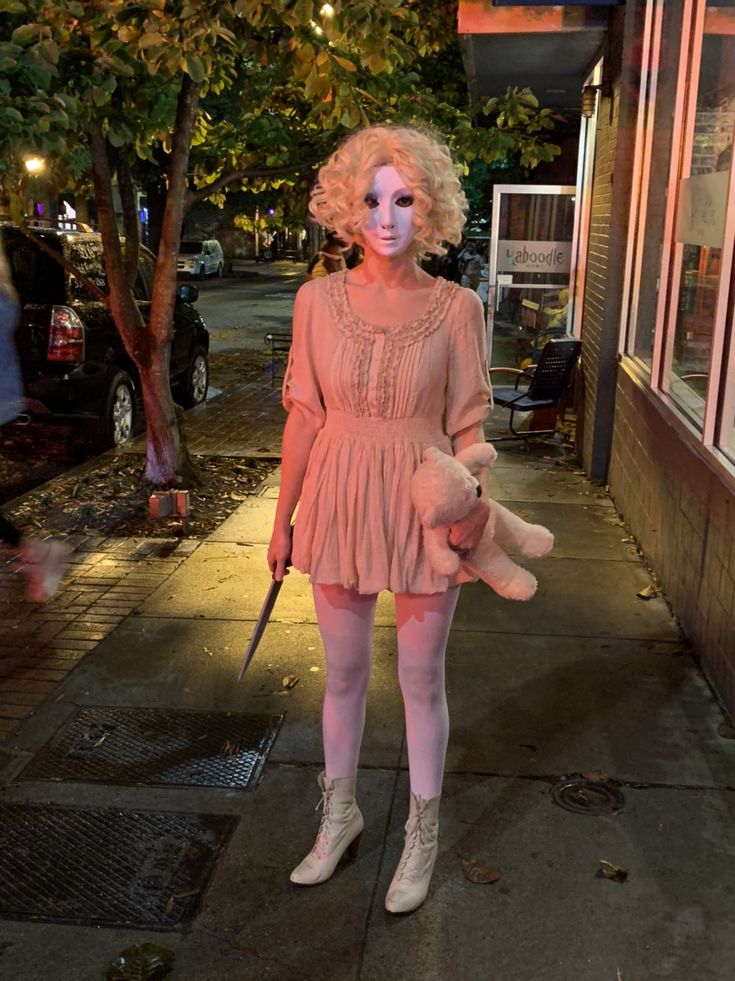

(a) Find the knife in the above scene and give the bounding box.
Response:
[237,576,285,681]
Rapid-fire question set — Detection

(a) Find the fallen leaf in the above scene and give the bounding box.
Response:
[282,674,299,689]
[220,739,244,757]
[596,860,628,882]
[717,723,735,740]
[582,770,610,783]
[105,942,175,980]
[460,857,502,884]
[637,585,657,599]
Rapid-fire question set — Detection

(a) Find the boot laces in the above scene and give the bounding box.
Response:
[396,799,434,883]
[312,784,335,859]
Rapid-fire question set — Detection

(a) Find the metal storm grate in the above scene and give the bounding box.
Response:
[19,707,283,789]
[0,804,236,928]
[550,775,626,816]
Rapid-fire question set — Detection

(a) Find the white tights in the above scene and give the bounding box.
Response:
[312,583,460,800]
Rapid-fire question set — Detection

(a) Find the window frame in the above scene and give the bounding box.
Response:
[620,0,735,482]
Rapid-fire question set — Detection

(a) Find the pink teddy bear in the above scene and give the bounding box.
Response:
[411,443,554,600]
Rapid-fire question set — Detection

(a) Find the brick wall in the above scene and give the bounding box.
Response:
[577,6,640,481]
[579,82,617,475]
[609,370,735,716]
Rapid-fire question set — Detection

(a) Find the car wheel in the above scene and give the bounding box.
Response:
[88,371,135,449]
[178,346,208,408]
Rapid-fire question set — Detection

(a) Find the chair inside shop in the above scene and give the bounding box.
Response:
[489,337,582,444]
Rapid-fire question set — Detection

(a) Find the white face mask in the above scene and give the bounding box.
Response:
[360,165,416,258]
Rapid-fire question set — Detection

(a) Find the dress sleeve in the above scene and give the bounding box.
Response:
[445,288,492,439]
[282,283,326,431]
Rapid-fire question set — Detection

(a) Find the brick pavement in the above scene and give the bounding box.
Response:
[0,536,201,738]
[0,371,288,740]
[184,375,286,456]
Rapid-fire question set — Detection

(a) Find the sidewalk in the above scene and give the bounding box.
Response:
[1,379,734,981]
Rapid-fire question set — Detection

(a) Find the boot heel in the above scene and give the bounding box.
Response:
[346,831,363,860]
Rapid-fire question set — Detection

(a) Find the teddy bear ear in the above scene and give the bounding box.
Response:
[455,442,497,474]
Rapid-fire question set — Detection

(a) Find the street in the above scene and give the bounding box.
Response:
[190,261,304,356]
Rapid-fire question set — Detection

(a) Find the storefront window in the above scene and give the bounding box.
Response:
[665,12,734,427]
[623,0,735,472]
[625,0,681,368]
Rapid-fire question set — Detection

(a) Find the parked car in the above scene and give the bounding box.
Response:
[176,239,224,279]
[2,223,210,448]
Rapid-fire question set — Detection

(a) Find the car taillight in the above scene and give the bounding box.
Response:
[48,305,85,362]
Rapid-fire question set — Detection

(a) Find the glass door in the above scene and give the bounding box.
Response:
[487,184,577,368]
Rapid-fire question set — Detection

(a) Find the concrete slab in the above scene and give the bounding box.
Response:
[453,559,681,641]
[499,500,638,561]
[30,617,406,771]
[437,634,734,786]
[136,542,678,642]
[136,541,397,624]
[207,495,278,544]
[490,463,614,506]
[0,766,395,981]
[362,773,735,981]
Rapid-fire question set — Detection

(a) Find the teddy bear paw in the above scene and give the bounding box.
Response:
[496,569,538,601]
[519,525,554,559]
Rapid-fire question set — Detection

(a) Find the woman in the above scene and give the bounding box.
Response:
[267,124,491,913]
[0,236,70,602]
[304,231,348,280]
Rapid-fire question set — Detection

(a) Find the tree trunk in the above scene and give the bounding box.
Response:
[89,77,202,488]
[88,121,150,366]
[145,73,202,485]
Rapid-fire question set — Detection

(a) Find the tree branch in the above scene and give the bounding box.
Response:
[184,158,320,212]
[88,119,147,362]
[150,73,201,343]
[115,147,140,288]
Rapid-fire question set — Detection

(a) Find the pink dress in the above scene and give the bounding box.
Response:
[282,270,491,594]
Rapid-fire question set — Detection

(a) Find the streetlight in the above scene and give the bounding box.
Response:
[24,156,45,175]
[24,156,47,220]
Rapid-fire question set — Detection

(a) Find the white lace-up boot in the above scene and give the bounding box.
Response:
[385,792,441,914]
[290,771,364,886]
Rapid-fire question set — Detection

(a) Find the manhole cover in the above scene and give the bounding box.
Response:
[19,707,282,789]
[551,775,625,816]
[0,803,236,928]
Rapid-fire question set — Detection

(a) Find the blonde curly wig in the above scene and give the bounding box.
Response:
[309,125,467,257]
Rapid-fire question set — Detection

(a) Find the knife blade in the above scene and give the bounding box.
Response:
[237,576,284,682]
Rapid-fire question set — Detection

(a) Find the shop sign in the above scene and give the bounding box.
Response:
[675,171,728,249]
[498,240,571,275]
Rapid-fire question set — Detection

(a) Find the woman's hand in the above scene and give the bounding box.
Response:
[267,526,293,581]
[447,496,490,558]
